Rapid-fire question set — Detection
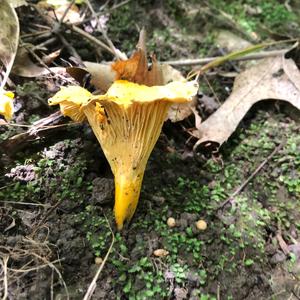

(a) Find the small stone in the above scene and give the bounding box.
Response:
[174,287,188,300]
[195,220,207,231]
[95,257,103,265]
[179,218,188,229]
[167,217,176,228]
[91,177,114,204]
[152,195,165,204]
[270,251,286,265]
[153,249,169,257]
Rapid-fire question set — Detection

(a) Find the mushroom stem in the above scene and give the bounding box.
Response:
[114,172,144,230]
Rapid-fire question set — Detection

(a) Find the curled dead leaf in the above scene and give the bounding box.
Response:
[193,55,300,151]
[0,0,19,88]
[12,47,48,77]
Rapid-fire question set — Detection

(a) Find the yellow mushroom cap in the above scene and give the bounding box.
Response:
[48,80,198,230]
[0,90,14,121]
[93,80,198,107]
[48,86,92,122]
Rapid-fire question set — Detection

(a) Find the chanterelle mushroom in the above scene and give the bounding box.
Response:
[48,39,198,229]
[0,90,14,121]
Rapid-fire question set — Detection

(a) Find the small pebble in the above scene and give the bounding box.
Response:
[95,257,103,265]
[167,217,176,228]
[153,249,169,257]
[195,220,207,231]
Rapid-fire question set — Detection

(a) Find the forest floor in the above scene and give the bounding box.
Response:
[0,1,300,299]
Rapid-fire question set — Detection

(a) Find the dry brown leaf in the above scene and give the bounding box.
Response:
[162,64,197,122]
[112,49,164,86]
[0,0,19,88]
[84,61,116,92]
[12,47,48,77]
[193,56,300,151]
[66,62,116,93]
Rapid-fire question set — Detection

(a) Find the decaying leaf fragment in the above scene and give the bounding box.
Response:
[193,55,300,151]
[0,0,20,88]
[12,47,48,77]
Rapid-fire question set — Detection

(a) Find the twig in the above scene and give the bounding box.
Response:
[203,74,221,105]
[58,34,83,64]
[32,4,116,58]
[75,0,131,26]
[83,214,115,300]
[8,258,63,273]
[86,0,125,60]
[21,30,50,39]
[30,197,65,237]
[0,112,77,154]
[59,0,76,25]
[32,37,57,51]
[0,200,51,208]
[67,24,115,56]
[217,142,284,210]
[0,255,9,300]
[163,49,288,67]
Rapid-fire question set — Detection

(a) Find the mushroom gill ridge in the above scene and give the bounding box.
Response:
[83,98,171,229]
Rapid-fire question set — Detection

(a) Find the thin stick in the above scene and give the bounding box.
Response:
[86,0,124,60]
[59,0,76,25]
[68,24,115,56]
[8,258,63,273]
[32,4,115,57]
[32,37,57,51]
[58,34,83,64]
[83,214,115,300]
[75,0,131,26]
[164,49,288,67]
[1,255,9,300]
[0,200,51,207]
[217,142,284,210]
[21,30,50,39]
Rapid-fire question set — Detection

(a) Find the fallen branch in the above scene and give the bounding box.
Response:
[0,112,66,154]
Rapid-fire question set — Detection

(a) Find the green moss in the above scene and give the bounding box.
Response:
[211,0,297,37]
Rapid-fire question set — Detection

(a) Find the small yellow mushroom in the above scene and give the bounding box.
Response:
[153,249,169,257]
[48,86,92,122]
[195,220,207,231]
[167,217,176,228]
[0,90,14,121]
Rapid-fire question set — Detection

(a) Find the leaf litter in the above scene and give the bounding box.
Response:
[193,52,300,151]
